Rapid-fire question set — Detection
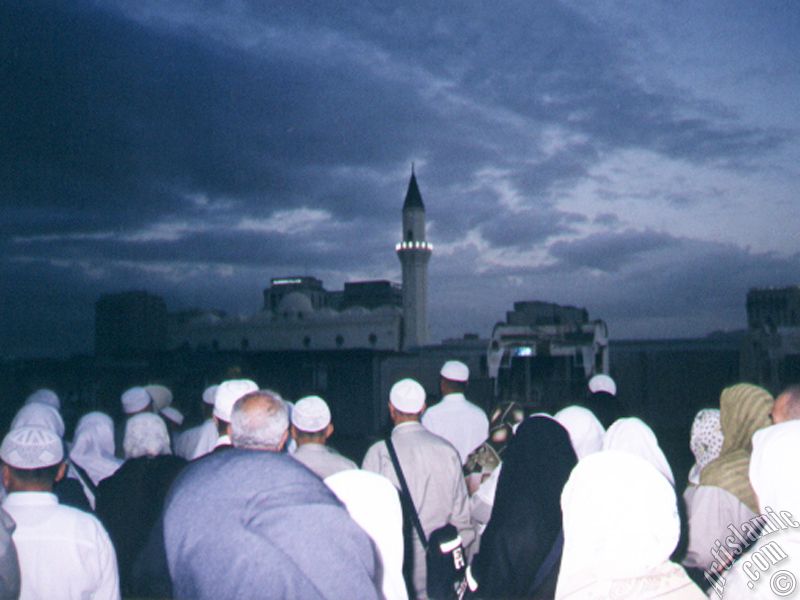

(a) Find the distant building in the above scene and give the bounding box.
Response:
[95,291,168,358]
[746,286,800,329]
[487,300,609,410]
[742,286,800,389]
[164,171,431,353]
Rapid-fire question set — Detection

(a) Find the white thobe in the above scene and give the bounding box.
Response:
[174,419,218,460]
[683,485,757,571]
[292,443,357,479]
[362,422,474,599]
[3,491,120,600]
[421,393,489,464]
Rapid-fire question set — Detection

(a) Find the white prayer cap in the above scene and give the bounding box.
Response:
[214,379,259,422]
[145,384,173,411]
[292,396,331,432]
[11,402,65,438]
[389,378,426,414]
[202,385,219,406]
[24,388,61,411]
[588,374,617,396]
[123,413,171,458]
[121,386,152,414]
[1,426,64,469]
[440,360,469,382]
[160,406,184,427]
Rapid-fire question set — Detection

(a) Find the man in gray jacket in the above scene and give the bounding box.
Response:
[362,378,474,599]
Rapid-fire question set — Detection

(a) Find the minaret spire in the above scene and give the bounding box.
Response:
[396,167,432,349]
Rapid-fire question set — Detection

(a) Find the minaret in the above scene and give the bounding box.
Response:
[395,167,432,349]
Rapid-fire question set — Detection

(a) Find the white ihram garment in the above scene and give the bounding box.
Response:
[421,393,489,464]
[3,492,120,600]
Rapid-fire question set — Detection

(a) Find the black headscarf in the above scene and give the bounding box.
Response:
[470,415,577,599]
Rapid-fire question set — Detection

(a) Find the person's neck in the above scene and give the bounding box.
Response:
[7,483,53,494]
[296,438,326,448]
[392,415,420,426]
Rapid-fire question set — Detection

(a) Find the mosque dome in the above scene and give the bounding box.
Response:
[374,305,402,316]
[277,292,314,319]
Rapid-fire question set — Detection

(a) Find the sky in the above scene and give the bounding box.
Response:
[2,0,800,359]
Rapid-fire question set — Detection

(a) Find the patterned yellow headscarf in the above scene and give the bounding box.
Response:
[700,383,773,512]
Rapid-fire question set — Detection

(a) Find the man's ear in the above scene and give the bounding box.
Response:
[278,429,290,452]
[55,462,66,483]
[324,423,334,440]
[1,465,10,491]
[289,424,299,441]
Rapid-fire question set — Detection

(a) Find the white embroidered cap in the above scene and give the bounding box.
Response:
[389,378,426,414]
[440,360,469,382]
[214,379,259,422]
[145,384,173,411]
[292,396,331,432]
[202,385,219,406]
[0,426,64,469]
[588,374,617,396]
[121,386,152,414]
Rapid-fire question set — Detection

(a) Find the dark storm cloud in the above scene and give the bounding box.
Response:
[2,0,796,357]
[548,229,679,272]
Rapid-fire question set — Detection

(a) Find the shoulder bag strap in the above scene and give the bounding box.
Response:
[530,529,564,593]
[386,436,428,550]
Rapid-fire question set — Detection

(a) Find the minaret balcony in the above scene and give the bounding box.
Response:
[395,241,434,252]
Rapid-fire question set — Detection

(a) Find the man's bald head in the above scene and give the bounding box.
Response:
[230,391,289,451]
[771,385,800,424]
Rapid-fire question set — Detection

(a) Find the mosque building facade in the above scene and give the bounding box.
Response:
[161,172,432,354]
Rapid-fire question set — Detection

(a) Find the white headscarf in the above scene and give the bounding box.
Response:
[123,413,172,459]
[554,406,605,460]
[10,402,65,438]
[24,388,61,410]
[70,412,122,485]
[687,408,722,485]
[718,421,800,598]
[325,470,408,600]
[603,417,675,485]
[556,451,704,599]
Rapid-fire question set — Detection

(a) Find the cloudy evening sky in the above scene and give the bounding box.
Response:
[2,0,799,358]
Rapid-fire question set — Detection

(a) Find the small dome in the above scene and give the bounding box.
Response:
[277,292,314,318]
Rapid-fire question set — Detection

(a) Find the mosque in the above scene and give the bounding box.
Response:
[107,171,435,355]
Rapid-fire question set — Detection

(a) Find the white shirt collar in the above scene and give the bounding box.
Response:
[441,393,466,403]
[3,491,59,508]
[213,434,231,449]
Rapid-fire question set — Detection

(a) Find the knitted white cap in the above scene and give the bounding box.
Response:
[214,379,259,422]
[390,379,426,414]
[440,360,469,382]
[121,387,152,414]
[0,426,63,469]
[292,396,331,432]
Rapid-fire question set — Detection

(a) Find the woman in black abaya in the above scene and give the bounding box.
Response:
[468,415,577,599]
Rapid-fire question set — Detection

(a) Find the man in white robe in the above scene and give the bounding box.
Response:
[290,395,357,479]
[363,378,474,599]
[421,360,489,464]
[1,427,119,600]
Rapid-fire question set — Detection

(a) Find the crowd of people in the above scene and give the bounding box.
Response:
[1,362,799,599]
